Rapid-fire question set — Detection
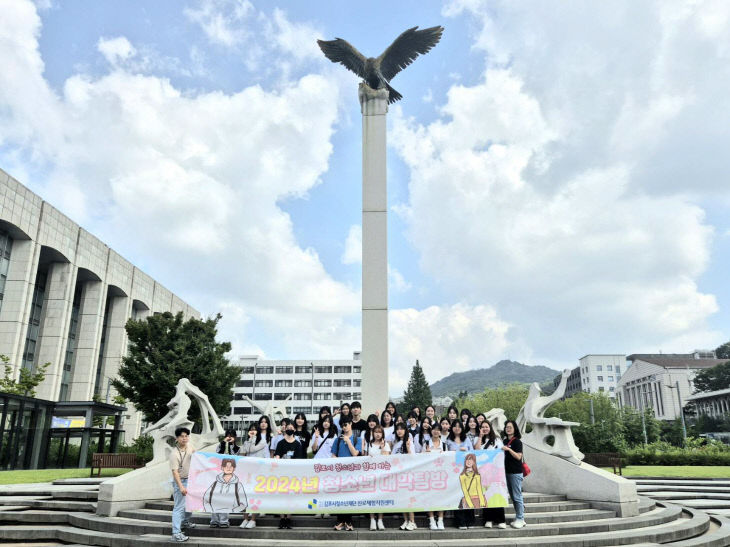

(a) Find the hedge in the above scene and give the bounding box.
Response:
[621,441,730,466]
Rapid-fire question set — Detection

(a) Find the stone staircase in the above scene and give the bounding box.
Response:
[636,478,730,518]
[1,478,730,545]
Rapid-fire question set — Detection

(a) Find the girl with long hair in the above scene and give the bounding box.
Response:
[502,420,525,528]
[465,415,479,445]
[475,413,487,427]
[380,409,395,442]
[460,408,473,428]
[425,405,436,421]
[333,402,350,431]
[415,417,433,453]
[439,417,451,437]
[456,453,486,529]
[310,415,336,459]
[364,425,391,530]
[446,405,459,423]
[475,421,506,528]
[406,411,420,439]
[293,413,311,450]
[446,420,473,452]
[239,420,270,529]
[362,414,379,446]
[391,423,416,531]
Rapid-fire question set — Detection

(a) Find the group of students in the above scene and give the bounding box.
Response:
[167,401,526,542]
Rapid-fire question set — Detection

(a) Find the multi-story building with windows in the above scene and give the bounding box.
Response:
[616,352,724,420]
[576,354,626,398]
[0,168,198,440]
[222,353,363,433]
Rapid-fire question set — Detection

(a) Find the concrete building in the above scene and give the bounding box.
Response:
[616,353,725,420]
[686,388,730,420]
[579,355,626,398]
[223,353,363,433]
[0,168,198,440]
[553,366,583,399]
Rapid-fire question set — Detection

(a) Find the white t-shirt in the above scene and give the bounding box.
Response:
[414,433,432,454]
[446,438,474,452]
[363,440,390,456]
[382,425,395,443]
[310,432,336,459]
[426,438,448,453]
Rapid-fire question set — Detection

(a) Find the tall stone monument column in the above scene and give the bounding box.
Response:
[359,83,389,412]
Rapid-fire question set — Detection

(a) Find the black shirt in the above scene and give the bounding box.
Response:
[294,429,311,449]
[350,418,368,437]
[504,437,524,474]
[274,438,306,459]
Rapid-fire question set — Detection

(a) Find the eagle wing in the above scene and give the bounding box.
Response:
[377,26,444,82]
[317,38,367,79]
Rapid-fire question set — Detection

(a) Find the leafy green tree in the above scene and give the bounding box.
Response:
[715,341,730,360]
[112,312,238,424]
[0,355,51,397]
[456,383,530,422]
[547,392,627,452]
[693,361,730,393]
[622,406,661,446]
[401,360,433,413]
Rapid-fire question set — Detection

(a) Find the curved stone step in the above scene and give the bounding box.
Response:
[0,506,711,547]
[51,490,99,501]
[119,506,617,526]
[18,499,97,512]
[63,502,686,539]
[669,514,730,547]
[0,510,69,523]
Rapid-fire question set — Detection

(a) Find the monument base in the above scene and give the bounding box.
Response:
[522,443,640,517]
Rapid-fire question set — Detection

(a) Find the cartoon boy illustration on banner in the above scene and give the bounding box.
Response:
[202,458,248,514]
[459,453,487,509]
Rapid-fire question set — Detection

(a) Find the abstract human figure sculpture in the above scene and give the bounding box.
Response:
[318,25,444,103]
[484,408,507,435]
[143,378,224,463]
[517,369,585,465]
[240,393,292,431]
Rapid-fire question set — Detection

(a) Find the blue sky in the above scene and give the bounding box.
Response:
[2,0,730,395]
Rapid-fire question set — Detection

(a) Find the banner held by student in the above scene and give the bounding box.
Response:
[186,449,508,514]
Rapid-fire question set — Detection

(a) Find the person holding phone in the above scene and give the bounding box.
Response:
[331,415,362,531]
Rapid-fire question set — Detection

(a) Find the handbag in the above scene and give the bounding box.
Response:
[506,438,531,477]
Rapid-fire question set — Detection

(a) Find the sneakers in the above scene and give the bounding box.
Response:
[246,520,256,529]
[458,525,468,530]
[429,517,438,530]
[370,518,377,531]
[181,521,196,530]
[171,533,188,542]
[437,517,445,530]
[239,519,249,528]
[406,521,417,531]
[377,518,385,530]
[511,519,526,529]
[210,522,219,528]
[219,523,229,528]
[484,521,493,528]
[400,520,408,530]
[497,522,507,529]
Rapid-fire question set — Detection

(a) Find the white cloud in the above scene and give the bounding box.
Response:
[388,266,411,293]
[341,224,362,265]
[389,304,518,395]
[183,0,255,48]
[389,1,727,364]
[97,37,136,66]
[0,0,359,362]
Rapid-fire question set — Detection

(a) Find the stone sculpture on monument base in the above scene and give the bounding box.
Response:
[97,378,224,516]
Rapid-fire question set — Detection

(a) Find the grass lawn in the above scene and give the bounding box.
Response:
[602,465,730,478]
[0,467,132,485]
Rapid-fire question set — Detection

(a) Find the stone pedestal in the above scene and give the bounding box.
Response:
[359,83,389,412]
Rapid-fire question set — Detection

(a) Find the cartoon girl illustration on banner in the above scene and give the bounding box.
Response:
[459,453,487,509]
[202,458,248,514]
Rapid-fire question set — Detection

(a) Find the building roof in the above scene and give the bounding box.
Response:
[686,388,730,401]
[631,357,726,369]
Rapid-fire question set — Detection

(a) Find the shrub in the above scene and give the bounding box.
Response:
[621,438,730,465]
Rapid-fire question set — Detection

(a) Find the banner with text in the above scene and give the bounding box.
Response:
[186,449,508,514]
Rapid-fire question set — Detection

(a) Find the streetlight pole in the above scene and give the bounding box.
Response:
[667,380,688,444]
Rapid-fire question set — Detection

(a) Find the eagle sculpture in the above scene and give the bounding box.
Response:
[317,26,444,104]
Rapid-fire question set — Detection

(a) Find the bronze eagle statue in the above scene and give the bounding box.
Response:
[317,25,444,104]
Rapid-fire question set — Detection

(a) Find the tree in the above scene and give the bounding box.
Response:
[456,383,530,422]
[112,312,238,424]
[715,341,730,360]
[0,355,51,397]
[693,361,730,393]
[401,360,433,413]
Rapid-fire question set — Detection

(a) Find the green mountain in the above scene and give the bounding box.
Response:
[429,360,560,398]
